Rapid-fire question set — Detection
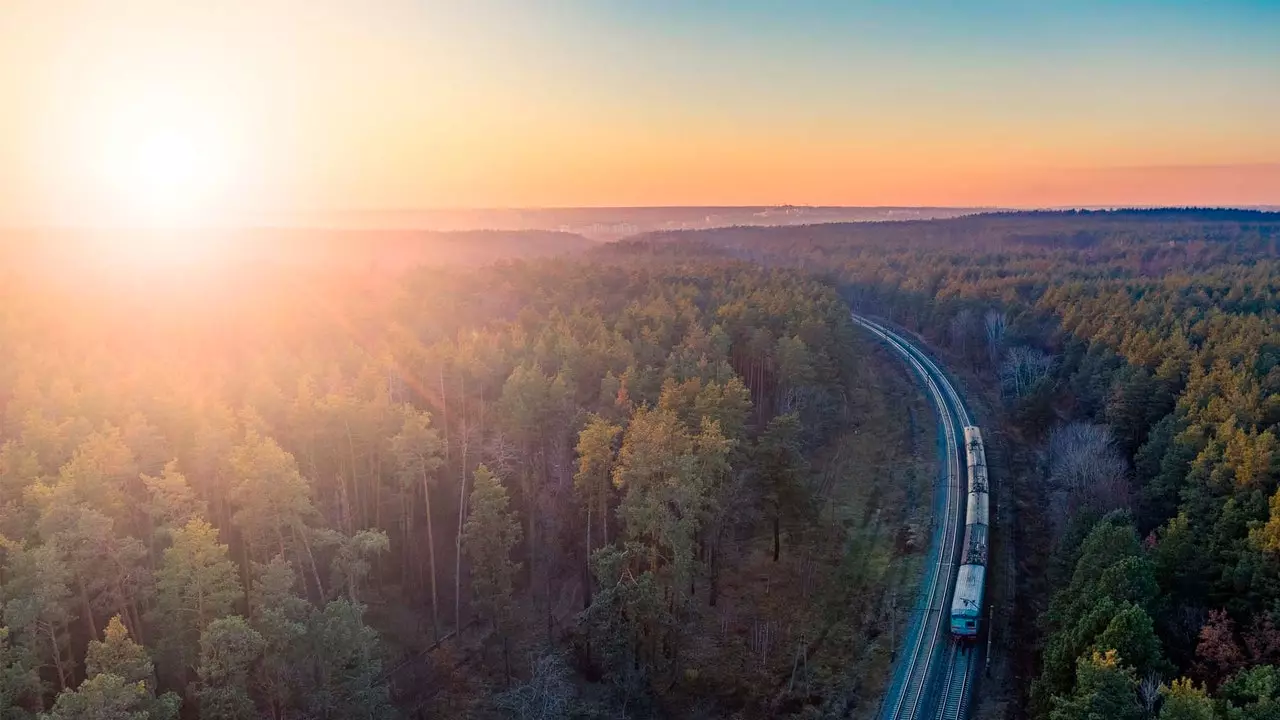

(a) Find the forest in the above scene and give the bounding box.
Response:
[2,208,1278,719]
[0,232,900,719]
[662,208,1280,718]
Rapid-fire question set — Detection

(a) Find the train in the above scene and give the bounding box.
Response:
[950,425,988,638]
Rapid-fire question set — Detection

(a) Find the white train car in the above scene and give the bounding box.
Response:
[951,426,989,638]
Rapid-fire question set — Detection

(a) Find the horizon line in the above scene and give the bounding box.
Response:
[5,204,1280,234]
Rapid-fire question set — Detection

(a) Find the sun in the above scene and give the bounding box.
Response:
[101,123,232,228]
[91,93,238,229]
[120,129,222,223]
[74,89,245,268]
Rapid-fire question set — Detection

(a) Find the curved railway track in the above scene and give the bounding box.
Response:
[853,314,977,720]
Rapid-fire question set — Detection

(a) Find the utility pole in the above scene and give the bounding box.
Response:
[888,590,898,660]
[986,603,993,675]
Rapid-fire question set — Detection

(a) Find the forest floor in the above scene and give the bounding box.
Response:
[668,339,937,718]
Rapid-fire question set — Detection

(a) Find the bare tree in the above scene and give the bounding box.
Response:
[949,308,976,357]
[1139,670,1161,717]
[492,649,575,719]
[1000,346,1055,399]
[484,430,521,480]
[1043,422,1130,538]
[983,309,1007,366]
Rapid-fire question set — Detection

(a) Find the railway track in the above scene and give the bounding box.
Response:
[852,314,975,720]
[936,646,975,720]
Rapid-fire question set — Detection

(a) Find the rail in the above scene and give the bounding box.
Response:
[936,645,974,720]
[854,314,967,720]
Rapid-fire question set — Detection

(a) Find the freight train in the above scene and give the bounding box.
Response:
[950,426,988,638]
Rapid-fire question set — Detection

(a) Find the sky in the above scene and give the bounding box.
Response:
[2,0,1279,222]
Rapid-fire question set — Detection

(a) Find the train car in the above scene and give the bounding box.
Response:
[952,426,989,639]
[964,426,987,476]
[950,563,986,635]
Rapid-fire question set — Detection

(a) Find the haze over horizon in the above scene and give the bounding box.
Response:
[3,1,1279,226]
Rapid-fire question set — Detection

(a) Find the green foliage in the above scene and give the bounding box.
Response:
[141,462,205,543]
[86,617,153,689]
[389,407,444,488]
[582,543,675,692]
[40,617,179,720]
[1035,517,1163,714]
[296,600,395,719]
[614,407,729,598]
[39,673,151,720]
[574,416,621,514]
[246,558,309,717]
[228,432,319,561]
[463,465,522,628]
[702,211,1280,716]
[755,412,808,561]
[0,625,39,720]
[1,541,76,692]
[388,404,446,634]
[1095,604,1165,678]
[574,413,622,597]
[151,519,242,677]
[238,557,396,718]
[1218,664,1280,718]
[1158,678,1215,720]
[316,528,390,603]
[1049,650,1142,720]
[196,616,263,720]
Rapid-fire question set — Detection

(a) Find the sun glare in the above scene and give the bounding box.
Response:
[64,87,247,270]
[91,92,238,230]
[101,124,231,228]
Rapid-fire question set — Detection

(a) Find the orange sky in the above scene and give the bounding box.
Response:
[2,1,1278,224]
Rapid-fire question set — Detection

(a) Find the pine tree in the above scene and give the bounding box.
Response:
[1049,650,1142,720]
[390,407,444,637]
[0,625,40,719]
[247,558,309,720]
[39,674,150,720]
[141,461,206,544]
[613,407,728,593]
[1,542,76,693]
[229,432,325,598]
[463,465,522,678]
[463,465,521,628]
[573,415,620,606]
[299,600,395,719]
[318,528,390,603]
[151,519,242,679]
[86,617,153,688]
[755,412,806,562]
[197,616,263,720]
[1093,603,1164,680]
[41,616,180,720]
